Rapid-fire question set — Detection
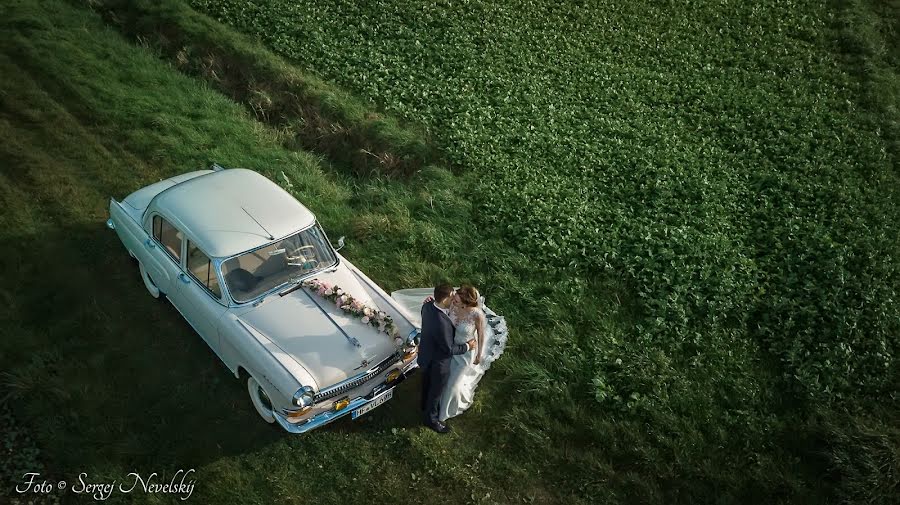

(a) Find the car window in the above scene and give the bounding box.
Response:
[152,215,182,261]
[187,242,222,298]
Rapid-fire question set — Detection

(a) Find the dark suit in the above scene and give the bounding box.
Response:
[419,301,468,425]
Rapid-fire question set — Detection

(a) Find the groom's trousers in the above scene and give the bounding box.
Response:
[420,359,450,425]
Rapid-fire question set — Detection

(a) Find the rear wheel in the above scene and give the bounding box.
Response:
[138,261,161,298]
[247,376,276,423]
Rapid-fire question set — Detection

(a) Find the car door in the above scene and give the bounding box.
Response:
[168,240,228,356]
[143,213,184,298]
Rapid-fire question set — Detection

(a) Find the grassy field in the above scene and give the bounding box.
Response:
[189,0,900,402]
[1,0,898,503]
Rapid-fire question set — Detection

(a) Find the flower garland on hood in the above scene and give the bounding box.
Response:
[302,278,401,344]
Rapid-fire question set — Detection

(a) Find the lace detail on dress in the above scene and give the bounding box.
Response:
[449,307,481,345]
[480,305,508,371]
[447,303,506,368]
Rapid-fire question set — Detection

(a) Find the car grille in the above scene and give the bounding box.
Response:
[314,351,401,403]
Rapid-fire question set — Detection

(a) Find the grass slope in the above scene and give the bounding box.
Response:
[85,0,439,177]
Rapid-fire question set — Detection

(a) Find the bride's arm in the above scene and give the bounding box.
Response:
[474,311,486,365]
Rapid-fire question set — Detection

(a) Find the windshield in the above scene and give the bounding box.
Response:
[221,223,338,303]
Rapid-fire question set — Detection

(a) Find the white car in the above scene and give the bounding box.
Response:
[107,165,420,433]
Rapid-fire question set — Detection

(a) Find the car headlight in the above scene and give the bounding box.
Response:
[402,329,420,363]
[292,385,315,408]
[406,329,420,347]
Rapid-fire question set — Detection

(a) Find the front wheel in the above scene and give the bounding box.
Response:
[247,376,276,424]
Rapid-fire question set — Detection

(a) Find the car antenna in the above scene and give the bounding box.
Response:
[241,206,275,240]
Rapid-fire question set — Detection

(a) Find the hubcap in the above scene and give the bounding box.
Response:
[256,385,272,410]
[248,377,275,423]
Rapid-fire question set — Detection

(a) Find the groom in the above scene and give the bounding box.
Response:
[418,283,476,433]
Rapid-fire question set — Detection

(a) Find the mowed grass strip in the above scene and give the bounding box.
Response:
[78,0,437,177]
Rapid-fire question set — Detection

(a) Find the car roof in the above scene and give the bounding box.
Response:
[151,168,317,258]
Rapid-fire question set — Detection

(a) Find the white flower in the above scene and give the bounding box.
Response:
[361,316,370,324]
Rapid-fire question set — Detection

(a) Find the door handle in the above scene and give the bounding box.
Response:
[178,273,191,284]
[144,238,156,249]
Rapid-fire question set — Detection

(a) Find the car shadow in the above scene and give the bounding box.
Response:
[0,223,284,472]
[0,222,435,475]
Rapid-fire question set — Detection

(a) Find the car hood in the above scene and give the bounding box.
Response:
[236,265,400,389]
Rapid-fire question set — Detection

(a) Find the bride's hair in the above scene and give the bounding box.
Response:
[456,284,480,308]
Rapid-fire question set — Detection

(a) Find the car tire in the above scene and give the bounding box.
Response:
[247,375,276,424]
[139,261,161,299]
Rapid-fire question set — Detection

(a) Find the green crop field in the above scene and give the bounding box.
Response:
[1,0,898,503]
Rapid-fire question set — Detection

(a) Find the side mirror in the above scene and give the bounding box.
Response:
[335,236,345,251]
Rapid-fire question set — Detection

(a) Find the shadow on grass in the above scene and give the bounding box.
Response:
[0,223,286,473]
[0,222,439,471]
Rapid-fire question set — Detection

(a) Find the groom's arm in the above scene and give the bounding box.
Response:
[437,315,468,355]
[448,325,475,355]
[441,320,467,356]
[450,338,468,355]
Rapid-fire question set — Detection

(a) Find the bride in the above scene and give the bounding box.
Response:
[391,284,508,421]
[439,284,488,421]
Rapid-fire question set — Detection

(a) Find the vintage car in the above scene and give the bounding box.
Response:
[106,165,420,433]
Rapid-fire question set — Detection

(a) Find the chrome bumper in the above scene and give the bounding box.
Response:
[273,365,417,434]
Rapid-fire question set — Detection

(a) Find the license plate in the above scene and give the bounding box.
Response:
[352,388,393,419]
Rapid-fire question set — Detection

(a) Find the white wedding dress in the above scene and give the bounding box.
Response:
[390,288,509,421]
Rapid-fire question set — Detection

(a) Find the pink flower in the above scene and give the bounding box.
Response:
[361,316,370,324]
[324,287,333,296]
